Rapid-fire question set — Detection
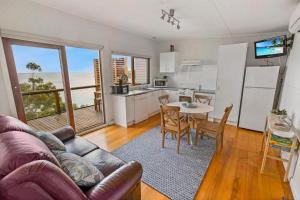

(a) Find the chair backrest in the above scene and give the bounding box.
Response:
[179,96,192,103]
[94,91,101,99]
[160,105,180,130]
[158,95,169,105]
[218,104,233,133]
[194,94,212,105]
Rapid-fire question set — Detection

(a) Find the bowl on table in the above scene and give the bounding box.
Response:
[182,102,197,108]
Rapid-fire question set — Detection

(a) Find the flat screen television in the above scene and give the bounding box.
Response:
[255,36,287,59]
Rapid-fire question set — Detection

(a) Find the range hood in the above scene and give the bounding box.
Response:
[181,59,202,67]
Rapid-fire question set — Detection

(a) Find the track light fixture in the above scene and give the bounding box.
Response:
[161,9,181,30]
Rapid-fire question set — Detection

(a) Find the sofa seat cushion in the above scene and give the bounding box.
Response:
[65,136,98,157]
[0,131,60,179]
[55,152,104,187]
[83,149,125,177]
[0,115,33,134]
[30,131,66,152]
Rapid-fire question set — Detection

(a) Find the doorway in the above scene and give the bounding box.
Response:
[2,38,105,134]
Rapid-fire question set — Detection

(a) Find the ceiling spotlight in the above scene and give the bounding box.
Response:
[167,16,171,23]
[160,9,181,30]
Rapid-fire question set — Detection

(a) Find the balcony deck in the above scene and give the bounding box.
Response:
[28,106,104,133]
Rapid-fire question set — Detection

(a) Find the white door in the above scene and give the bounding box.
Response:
[134,94,148,123]
[244,66,280,88]
[126,96,135,125]
[214,43,248,124]
[239,88,276,131]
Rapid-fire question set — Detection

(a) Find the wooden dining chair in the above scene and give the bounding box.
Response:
[191,94,212,128]
[179,96,192,103]
[195,104,233,151]
[158,95,169,105]
[160,105,191,154]
[94,91,102,112]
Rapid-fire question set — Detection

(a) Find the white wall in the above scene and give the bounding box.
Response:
[157,33,287,90]
[280,32,300,200]
[0,55,13,115]
[0,0,158,122]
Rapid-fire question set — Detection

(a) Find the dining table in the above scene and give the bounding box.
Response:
[167,101,214,114]
[166,101,214,145]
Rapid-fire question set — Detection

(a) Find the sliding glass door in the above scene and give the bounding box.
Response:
[2,38,105,133]
[65,47,105,133]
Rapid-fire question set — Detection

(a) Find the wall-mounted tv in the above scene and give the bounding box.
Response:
[255,35,287,59]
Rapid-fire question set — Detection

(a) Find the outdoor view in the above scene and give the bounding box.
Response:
[12,44,104,132]
[111,54,149,85]
[255,36,285,57]
[112,54,132,84]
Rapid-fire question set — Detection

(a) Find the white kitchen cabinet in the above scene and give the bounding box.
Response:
[158,89,178,102]
[112,95,135,127]
[126,96,135,124]
[134,93,149,123]
[148,90,160,117]
[166,90,179,102]
[160,52,179,73]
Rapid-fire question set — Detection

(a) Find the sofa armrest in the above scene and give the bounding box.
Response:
[52,126,75,142]
[0,160,86,200]
[86,161,143,200]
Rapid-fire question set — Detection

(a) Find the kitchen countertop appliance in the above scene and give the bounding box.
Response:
[154,79,168,88]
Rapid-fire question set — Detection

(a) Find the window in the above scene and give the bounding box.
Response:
[133,57,150,85]
[112,54,150,85]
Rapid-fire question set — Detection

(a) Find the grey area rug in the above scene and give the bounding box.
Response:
[112,126,216,200]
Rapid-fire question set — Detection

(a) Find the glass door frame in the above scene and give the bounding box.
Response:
[2,37,76,128]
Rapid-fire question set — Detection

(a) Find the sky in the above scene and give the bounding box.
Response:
[12,45,100,73]
[256,36,283,48]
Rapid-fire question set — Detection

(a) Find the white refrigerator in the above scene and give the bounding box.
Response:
[239,66,280,132]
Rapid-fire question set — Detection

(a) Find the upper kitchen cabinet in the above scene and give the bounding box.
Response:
[160,52,179,73]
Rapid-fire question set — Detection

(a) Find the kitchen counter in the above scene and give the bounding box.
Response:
[111,87,215,97]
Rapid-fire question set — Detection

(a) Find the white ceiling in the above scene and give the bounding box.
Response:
[28,0,298,40]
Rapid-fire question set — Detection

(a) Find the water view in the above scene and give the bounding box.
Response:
[256,36,284,56]
[10,43,104,132]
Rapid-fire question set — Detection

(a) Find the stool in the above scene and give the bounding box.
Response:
[260,128,297,182]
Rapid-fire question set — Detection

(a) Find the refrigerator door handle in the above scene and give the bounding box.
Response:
[244,86,275,89]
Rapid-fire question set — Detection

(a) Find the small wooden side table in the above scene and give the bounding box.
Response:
[260,116,298,182]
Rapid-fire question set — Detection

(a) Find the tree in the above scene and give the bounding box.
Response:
[20,80,59,120]
[21,62,63,120]
[21,62,79,120]
[272,38,277,47]
[26,62,42,91]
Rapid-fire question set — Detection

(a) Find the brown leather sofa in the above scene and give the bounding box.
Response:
[0,115,142,200]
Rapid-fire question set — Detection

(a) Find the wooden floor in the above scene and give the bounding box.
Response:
[84,114,293,200]
[28,106,104,133]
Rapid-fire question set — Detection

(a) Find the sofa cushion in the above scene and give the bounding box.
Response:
[51,126,75,142]
[55,152,104,187]
[65,136,98,156]
[0,131,60,179]
[83,149,125,177]
[30,131,66,152]
[0,115,33,134]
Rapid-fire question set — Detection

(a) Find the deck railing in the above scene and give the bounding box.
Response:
[21,84,100,115]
